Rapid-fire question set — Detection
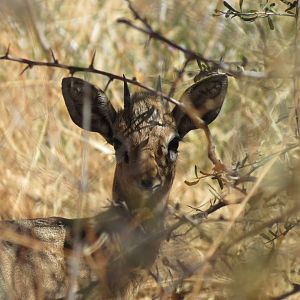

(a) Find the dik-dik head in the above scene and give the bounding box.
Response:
[62,74,227,216]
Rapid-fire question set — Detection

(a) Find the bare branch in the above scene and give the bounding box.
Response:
[214,9,295,19]
[0,53,181,106]
[117,17,208,63]
[271,283,300,300]
[0,52,227,170]
[118,0,297,80]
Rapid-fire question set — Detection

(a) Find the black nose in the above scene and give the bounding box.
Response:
[140,178,155,189]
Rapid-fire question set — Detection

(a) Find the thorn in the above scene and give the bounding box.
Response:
[68,67,76,76]
[144,36,152,48]
[5,44,10,57]
[104,77,114,92]
[156,75,169,111]
[89,50,96,69]
[155,75,162,93]
[50,48,58,64]
[19,64,31,76]
[123,74,131,110]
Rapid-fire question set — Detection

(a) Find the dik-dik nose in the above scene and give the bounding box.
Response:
[139,161,161,190]
[140,176,161,190]
[140,175,161,190]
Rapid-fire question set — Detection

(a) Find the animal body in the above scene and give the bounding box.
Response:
[0,73,228,299]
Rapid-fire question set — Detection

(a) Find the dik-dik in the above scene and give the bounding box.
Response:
[0,73,227,299]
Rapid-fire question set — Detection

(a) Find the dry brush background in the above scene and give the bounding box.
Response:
[0,0,300,299]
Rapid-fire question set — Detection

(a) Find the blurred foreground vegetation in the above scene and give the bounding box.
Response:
[0,0,299,299]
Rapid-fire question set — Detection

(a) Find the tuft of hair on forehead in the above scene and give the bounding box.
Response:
[119,91,172,127]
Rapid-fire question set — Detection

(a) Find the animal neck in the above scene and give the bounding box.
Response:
[112,171,169,234]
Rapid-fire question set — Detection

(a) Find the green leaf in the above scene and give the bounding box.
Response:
[267,16,275,30]
[223,1,239,12]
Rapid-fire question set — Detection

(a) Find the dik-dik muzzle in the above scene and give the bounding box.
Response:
[62,73,228,213]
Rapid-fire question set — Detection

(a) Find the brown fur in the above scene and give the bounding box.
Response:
[0,73,227,299]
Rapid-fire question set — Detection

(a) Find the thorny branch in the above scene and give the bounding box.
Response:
[214,0,296,32]
[0,48,226,170]
[271,283,300,300]
[214,9,295,19]
[118,0,298,80]
[0,49,179,107]
[165,201,300,293]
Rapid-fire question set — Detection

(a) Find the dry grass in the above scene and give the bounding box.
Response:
[0,0,300,299]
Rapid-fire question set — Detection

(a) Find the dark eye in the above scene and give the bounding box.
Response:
[168,136,180,160]
[113,138,129,164]
[113,138,122,151]
[124,151,129,164]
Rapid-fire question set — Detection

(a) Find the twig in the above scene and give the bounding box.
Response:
[214,9,295,19]
[168,58,192,98]
[203,125,227,172]
[0,51,181,107]
[118,1,297,80]
[117,18,202,62]
[293,0,300,137]
[125,0,153,32]
[122,199,228,259]
[176,200,300,292]
[271,283,300,300]
[0,50,226,170]
[265,220,300,245]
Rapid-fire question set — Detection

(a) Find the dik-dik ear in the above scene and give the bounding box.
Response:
[62,77,117,144]
[172,73,228,138]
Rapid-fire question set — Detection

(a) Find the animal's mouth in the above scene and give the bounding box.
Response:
[141,183,161,192]
[138,178,162,193]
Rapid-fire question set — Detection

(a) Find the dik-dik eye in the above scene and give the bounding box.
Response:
[113,138,129,164]
[168,136,180,161]
[113,138,122,151]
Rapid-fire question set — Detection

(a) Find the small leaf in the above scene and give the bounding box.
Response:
[194,165,198,178]
[184,179,200,186]
[280,0,293,6]
[267,16,275,30]
[286,9,295,14]
[225,9,231,18]
[268,230,278,237]
[241,56,248,67]
[260,233,270,241]
[285,1,297,12]
[223,1,239,12]
[240,15,258,22]
[216,177,224,190]
[239,0,243,10]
